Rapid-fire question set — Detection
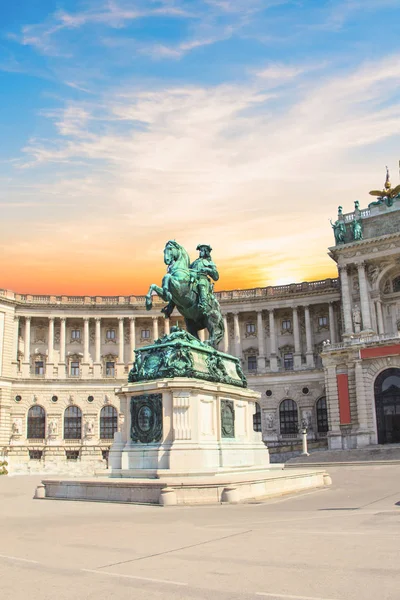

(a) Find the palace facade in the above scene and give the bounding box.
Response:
[1,185,400,474]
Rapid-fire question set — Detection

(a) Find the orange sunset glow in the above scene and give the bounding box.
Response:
[2,1,399,296]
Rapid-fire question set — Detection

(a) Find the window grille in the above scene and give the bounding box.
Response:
[279,399,298,434]
[248,355,257,371]
[64,406,82,440]
[100,406,118,439]
[316,396,329,433]
[27,406,46,439]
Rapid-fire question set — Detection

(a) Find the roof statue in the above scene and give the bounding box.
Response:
[145,241,224,349]
[369,166,400,208]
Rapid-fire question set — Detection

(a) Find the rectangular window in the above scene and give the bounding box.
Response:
[71,329,81,340]
[106,361,115,377]
[35,361,44,375]
[282,319,291,331]
[318,316,328,327]
[141,329,150,339]
[70,361,80,376]
[246,323,256,334]
[283,353,294,370]
[248,355,257,371]
[65,450,80,461]
[29,450,43,460]
[106,329,116,340]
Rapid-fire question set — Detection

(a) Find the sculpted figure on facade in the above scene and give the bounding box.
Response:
[145,241,224,348]
[12,418,22,435]
[330,218,346,244]
[352,217,363,241]
[48,419,58,436]
[352,304,362,333]
[85,420,94,436]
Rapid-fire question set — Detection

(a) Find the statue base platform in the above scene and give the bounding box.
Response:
[37,377,331,504]
[110,377,267,474]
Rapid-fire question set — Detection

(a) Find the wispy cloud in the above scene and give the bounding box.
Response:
[5,53,399,291]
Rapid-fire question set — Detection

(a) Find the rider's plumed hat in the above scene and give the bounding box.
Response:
[196,244,212,252]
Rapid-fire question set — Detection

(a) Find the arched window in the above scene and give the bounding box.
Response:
[100,406,118,439]
[316,396,329,433]
[279,399,298,434]
[64,406,82,440]
[393,276,400,293]
[253,402,262,432]
[27,406,46,439]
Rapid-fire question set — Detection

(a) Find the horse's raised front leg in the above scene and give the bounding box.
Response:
[161,274,173,303]
[145,283,165,311]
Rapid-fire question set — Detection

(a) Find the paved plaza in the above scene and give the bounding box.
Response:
[0,466,399,600]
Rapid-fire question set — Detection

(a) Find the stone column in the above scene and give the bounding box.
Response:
[95,318,101,362]
[357,262,372,332]
[164,317,170,336]
[59,318,66,378]
[46,317,55,378]
[233,312,242,360]
[223,314,229,353]
[256,310,266,372]
[304,305,314,368]
[376,300,384,335]
[22,317,31,377]
[81,318,90,377]
[268,310,278,372]
[199,329,205,342]
[292,306,302,369]
[328,302,336,344]
[118,318,124,364]
[83,318,90,362]
[354,360,369,440]
[339,266,353,335]
[129,317,136,362]
[13,316,20,372]
[152,316,159,342]
[93,318,101,378]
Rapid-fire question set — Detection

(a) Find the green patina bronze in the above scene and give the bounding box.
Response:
[352,217,363,241]
[131,393,163,443]
[330,217,346,245]
[128,326,247,388]
[145,241,224,349]
[221,400,235,438]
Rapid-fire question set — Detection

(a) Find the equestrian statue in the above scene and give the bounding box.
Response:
[145,242,224,349]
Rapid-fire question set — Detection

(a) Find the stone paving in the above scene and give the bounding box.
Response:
[1,465,400,600]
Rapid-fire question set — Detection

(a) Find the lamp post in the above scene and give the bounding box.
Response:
[301,419,309,456]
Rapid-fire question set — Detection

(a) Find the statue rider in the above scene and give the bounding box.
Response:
[190,244,219,313]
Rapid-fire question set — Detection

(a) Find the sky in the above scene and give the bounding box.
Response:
[1,0,400,295]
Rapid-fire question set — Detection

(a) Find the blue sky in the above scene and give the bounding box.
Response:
[1,0,400,294]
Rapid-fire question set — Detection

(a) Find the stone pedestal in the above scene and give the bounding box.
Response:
[110,377,269,477]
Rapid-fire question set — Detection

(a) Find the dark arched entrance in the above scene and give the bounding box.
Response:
[374,368,400,444]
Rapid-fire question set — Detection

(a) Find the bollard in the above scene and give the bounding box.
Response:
[34,484,46,499]
[221,486,239,504]
[301,428,309,456]
[159,487,177,506]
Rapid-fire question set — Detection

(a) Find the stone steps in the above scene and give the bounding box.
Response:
[286,444,400,466]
